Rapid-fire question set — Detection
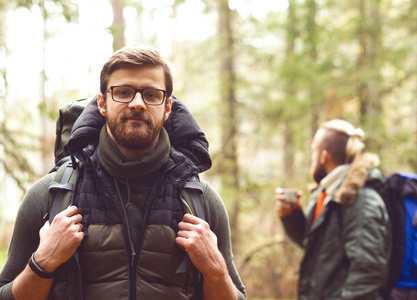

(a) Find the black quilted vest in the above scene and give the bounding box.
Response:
[49,147,200,300]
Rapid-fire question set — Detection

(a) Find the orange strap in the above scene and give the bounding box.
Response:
[313,191,326,221]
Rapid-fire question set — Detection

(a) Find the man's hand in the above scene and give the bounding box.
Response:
[176,214,238,300]
[275,187,302,218]
[35,205,84,272]
[175,214,225,277]
[12,206,84,300]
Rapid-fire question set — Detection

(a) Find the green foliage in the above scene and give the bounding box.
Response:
[0,247,7,270]
[0,0,416,298]
[5,0,78,21]
[54,0,78,22]
[0,0,80,194]
[0,116,37,195]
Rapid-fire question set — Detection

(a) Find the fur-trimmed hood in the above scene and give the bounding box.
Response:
[336,152,383,205]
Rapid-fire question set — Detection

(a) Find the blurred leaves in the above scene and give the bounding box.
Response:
[0,0,416,297]
[0,117,36,195]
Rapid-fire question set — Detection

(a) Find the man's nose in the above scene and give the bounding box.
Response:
[128,92,146,111]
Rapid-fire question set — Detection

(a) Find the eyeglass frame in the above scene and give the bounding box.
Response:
[105,85,168,106]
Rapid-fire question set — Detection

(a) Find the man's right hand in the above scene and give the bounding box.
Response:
[34,205,84,272]
[275,187,302,218]
[12,206,84,300]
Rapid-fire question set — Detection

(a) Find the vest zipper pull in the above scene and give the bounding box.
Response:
[131,252,136,267]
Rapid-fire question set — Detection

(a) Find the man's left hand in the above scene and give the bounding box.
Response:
[176,214,226,277]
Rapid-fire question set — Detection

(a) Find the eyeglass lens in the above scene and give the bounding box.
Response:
[112,86,165,104]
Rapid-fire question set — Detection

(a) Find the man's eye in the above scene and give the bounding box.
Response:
[144,90,160,100]
[116,88,133,98]
[145,92,155,98]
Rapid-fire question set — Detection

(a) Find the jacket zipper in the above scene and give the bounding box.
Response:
[117,189,137,300]
[116,195,136,266]
[103,185,136,299]
[83,151,137,299]
[136,166,177,250]
[86,150,185,299]
[127,168,176,299]
[130,166,179,297]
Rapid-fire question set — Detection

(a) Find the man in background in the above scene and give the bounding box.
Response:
[276,119,391,299]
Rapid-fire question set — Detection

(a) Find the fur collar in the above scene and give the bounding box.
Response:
[336,153,380,205]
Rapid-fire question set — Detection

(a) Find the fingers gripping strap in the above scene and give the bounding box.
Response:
[49,162,76,223]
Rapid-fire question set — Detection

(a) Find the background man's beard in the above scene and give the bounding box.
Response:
[313,164,327,184]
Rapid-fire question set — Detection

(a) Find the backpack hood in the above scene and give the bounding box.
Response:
[68,95,212,173]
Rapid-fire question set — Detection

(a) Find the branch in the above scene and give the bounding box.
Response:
[239,238,286,270]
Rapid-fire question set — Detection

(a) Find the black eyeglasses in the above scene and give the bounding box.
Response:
[105,85,167,106]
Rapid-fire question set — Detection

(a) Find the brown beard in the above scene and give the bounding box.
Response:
[313,162,327,184]
[106,109,164,150]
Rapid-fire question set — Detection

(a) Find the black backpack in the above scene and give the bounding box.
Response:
[49,96,206,221]
[48,96,206,299]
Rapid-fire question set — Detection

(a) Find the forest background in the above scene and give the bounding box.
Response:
[0,0,416,299]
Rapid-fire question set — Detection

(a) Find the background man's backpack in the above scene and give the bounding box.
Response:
[380,172,417,298]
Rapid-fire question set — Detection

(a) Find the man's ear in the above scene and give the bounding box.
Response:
[163,96,172,122]
[320,149,329,165]
[97,93,106,117]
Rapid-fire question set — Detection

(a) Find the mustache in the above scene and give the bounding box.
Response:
[122,111,151,123]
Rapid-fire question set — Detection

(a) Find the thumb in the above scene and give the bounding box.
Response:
[39,220,50,238]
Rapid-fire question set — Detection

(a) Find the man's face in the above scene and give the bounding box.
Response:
[98,65,172,155]
[310,129,327,184]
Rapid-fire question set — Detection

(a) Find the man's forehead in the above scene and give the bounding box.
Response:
[108,65,165,85]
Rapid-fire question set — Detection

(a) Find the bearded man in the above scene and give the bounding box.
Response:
[276,119,391,299]
[0,45,246,300]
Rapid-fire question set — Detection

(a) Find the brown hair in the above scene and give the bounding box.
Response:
[100,45,173,101]
[319,119,365,164]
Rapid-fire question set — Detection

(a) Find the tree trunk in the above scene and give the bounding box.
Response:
[216,0,240,251]
[111,0,125,51]
[0,7,7,106]
[357,0,383,151]
[39,2,55,174]
[283,1,297,178]
[306,0,321,137]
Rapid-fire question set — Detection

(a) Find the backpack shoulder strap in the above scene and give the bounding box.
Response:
[180,175,205,220]
[48,158,78,223]
[178,175,206,299]
[48,158,83,300]
[176,175,206,275]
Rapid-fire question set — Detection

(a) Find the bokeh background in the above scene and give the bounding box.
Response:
[1,0,416,298]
